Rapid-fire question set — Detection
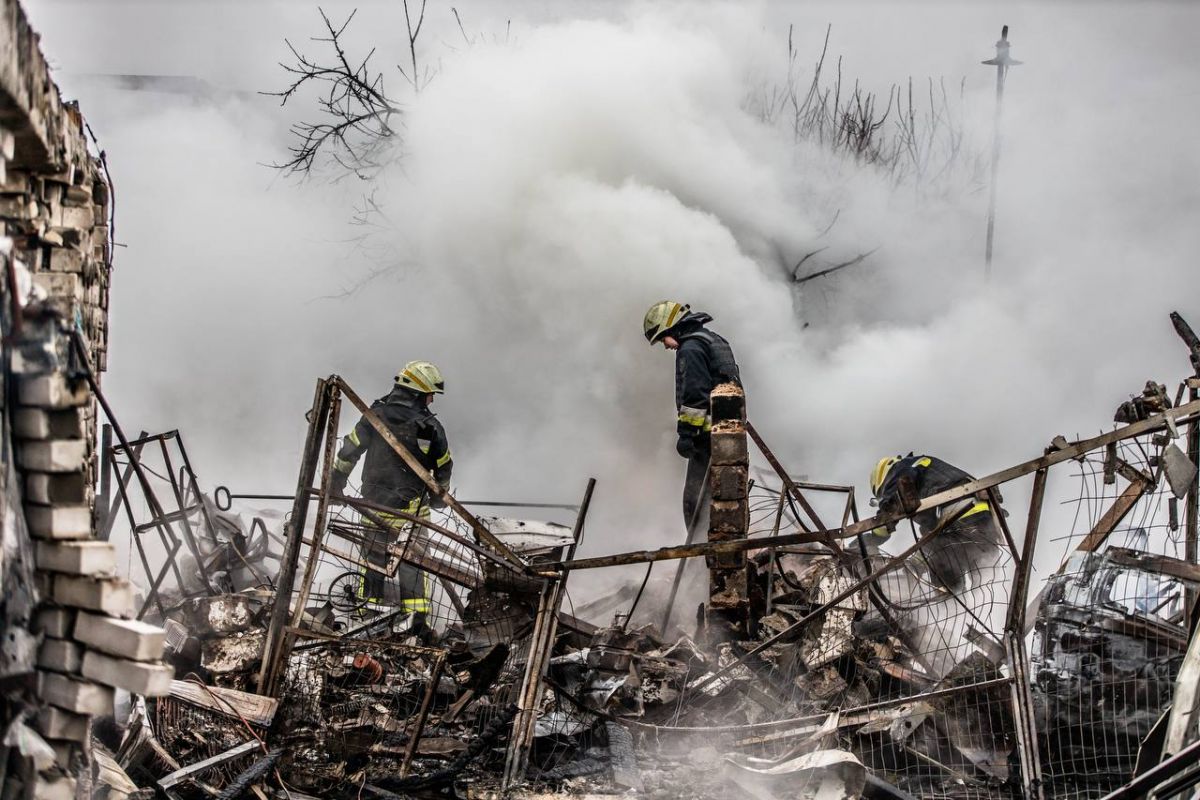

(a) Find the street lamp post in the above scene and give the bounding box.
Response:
[982,25,1021,280]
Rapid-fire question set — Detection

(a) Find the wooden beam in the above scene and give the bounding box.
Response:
[1075,476,1151,554]
[167,681,278,727]
[158,741,261,790]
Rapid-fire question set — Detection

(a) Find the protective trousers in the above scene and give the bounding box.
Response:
[919,514,1003,594]
[682,446,711,539]
[360,508,432,614]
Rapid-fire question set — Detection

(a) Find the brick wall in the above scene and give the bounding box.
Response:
[0,2,168,798]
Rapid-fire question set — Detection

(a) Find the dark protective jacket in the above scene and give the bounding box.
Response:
[876,455,990,533]
[332,386,453,511]
[672,312,741,445]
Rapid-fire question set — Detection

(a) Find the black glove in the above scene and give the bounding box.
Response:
[676,434,697,459]
[329,471,348,498]
[429,489,448,510]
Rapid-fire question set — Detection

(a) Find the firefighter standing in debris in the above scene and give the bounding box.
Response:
[867,454,1003,593]
[329,361,453,623]
[643,301,742,535]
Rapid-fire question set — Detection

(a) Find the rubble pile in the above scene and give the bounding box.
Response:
[1,3,1199,799]
[83,363,1200,800]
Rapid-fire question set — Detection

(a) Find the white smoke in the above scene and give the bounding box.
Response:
[24,0,1200,600]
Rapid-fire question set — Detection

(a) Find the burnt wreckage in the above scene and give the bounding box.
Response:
[92,316,1200,800]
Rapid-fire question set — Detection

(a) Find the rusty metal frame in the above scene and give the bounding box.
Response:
[548,398,1200,798]
[257,377,335,696]
[502,478,596,789]
[108,430,224,610]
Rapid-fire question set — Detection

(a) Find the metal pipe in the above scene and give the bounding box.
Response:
[1094,736,1200,800]
[982,25,1020,279]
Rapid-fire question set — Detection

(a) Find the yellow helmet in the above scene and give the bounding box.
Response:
[870,456,902,496]
[643,300,689,345]
[396,360,445,394]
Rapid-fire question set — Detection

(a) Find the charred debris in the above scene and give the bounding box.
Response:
[91,318,1200,800]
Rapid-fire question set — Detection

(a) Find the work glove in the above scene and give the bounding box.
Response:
[429,487,449,510]
[676,434,697,459]
[857,526,891,556]
[329,471,349,499]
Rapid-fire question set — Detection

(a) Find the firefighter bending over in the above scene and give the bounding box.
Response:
[867,454,1003,594]
[643,300,742,535]
[329,361,453,621]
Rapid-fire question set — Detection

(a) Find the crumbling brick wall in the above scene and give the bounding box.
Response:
[0,2,167,798]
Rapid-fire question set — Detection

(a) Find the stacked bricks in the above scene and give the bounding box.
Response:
[706,383,751,637]
[0,1,170,798]
[16,301,174,788]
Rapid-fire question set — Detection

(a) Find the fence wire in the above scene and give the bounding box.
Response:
[1034,441,1196,799]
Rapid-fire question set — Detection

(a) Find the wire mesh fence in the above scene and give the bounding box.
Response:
[622,477,1021,800]
[1033,441,1197,799]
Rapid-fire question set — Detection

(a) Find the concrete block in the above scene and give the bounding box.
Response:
[52,205,92,234]
[47,247,83,273]
[51,576,134,617]
[32,775,76,800]
[17,374,88,408]
[0,196,37,220]
[709,499,749,535]
[18,440,86,472]
[709,465,748,500]
[74,613,165,662]
[36,541,115,576]
[709,382,745,422]
[26,506,91,540]
[31,272,82,302]
[37,638,82,674]
[14,408,84,440]
[25,472,88,505]
[11,347,54,376]
[63,186,91,206]
[33,608,74,639]
[709,424,748,466]
[38,671,113,715]
[81,651,173,696]
[48,740,85,771]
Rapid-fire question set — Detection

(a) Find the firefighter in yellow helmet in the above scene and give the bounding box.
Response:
[643,301,742,533]
[866,454,1002,593]
[330,361,453,625]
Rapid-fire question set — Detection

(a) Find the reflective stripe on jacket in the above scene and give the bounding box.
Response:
[333,385,453,509]
[672,314,741,440]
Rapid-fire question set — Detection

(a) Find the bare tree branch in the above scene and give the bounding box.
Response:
[264,7,405,179]
[793,247,880,285]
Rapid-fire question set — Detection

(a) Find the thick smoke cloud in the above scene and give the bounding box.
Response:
[23,1,1200,599]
